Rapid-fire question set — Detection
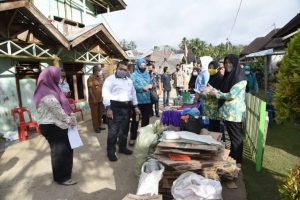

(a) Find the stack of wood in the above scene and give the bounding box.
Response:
[153,130,240,199]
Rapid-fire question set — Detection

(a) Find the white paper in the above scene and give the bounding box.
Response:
[68,126,83,149]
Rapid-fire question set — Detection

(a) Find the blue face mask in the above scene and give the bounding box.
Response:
[115,70,129,79]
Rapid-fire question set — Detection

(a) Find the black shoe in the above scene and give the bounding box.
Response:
[156,114,160,117]
[94,128,100,133]
[99,127,106,130]
[107,152,118,161]
[119,148,133,155]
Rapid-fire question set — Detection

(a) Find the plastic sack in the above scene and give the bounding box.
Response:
[171,172,222,200]
[136,160,165,196]
[134,120,166,176]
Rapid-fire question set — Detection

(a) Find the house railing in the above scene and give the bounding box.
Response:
[244,93,269,172]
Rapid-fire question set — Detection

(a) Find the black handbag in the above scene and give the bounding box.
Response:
[150,89,159,103]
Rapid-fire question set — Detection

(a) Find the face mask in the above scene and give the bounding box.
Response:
[244,71,250,75]
[208,69,218,75]
[226,64,233,72]
[139,68,146,73]
[149,70,153,74]
[115,70,128,79]
[192,71,198,76]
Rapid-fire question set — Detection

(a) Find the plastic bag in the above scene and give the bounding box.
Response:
[181,114,203,134]
[171,172,222,200]
[136,160,165,196]
[134,120,166,176]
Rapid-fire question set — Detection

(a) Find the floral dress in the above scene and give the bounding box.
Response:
[217,81,247,122]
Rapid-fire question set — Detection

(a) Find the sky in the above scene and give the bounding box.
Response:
[98,0,300,52]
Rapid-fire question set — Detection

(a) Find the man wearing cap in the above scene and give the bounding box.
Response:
[87,65,106,133]
[102,61,140,161]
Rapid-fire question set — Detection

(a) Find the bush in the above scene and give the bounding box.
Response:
[274,31,300,123]
[278,165,300,200]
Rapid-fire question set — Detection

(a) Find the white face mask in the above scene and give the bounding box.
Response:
[192,71,198,76]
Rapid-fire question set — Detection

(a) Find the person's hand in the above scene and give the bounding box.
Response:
[134,107,141,115]
[209,88,219,97]
[106,109,113,119]
[70,116,77,127]
[194,93,200,102]
[143,84,153,91]
[202,85,213,95]
[157,89,162,95]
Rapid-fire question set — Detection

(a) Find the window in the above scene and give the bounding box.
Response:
[63,63,86,101]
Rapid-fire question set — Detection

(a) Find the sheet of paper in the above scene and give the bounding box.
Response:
[68,126,83,149]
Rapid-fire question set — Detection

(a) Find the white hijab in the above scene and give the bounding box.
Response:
[200,56,213,71]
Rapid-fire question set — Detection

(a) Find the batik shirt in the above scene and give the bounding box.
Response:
[203,96,220,120]
[217,81,247,122]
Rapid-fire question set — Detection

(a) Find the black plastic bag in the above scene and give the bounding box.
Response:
[181,114,203,134]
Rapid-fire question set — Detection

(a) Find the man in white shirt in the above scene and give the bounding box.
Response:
[59,70,71,97]
[102,61,141,161]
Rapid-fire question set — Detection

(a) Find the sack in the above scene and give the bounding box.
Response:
[134,120,166,177]
[150,89,159,103]
[136,160,165,195]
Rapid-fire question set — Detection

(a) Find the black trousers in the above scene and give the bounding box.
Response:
[39,124,73,183]
[130,103,152,140]
[107,101,131,153]
[151,97,160,116]
[224,121,244,164]
[208,119,221,132]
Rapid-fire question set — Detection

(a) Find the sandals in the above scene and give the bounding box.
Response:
[57,179,77,186]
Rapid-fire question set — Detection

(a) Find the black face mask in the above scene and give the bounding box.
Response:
[149,70,153,74]
[139,68,146,73]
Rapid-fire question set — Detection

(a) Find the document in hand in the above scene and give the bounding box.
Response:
[68,126,83,149]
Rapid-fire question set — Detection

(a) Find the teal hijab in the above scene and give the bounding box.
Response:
[135,58,150,83]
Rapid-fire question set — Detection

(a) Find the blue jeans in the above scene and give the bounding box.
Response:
[163,90,170,106]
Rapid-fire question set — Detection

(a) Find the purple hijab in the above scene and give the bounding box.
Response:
[34,66,72,115]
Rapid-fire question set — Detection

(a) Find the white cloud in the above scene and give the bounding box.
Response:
[99,0,300,52]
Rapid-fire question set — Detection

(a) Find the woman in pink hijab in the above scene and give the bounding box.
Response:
[34,66,77,186]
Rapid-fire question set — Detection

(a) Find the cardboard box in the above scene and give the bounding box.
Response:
[122,194,162,200]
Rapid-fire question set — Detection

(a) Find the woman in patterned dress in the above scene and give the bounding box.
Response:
[209,54,246,164]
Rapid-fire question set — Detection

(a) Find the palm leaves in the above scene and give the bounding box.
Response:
[179,37,244,60]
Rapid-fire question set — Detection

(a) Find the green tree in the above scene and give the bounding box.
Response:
[274,31,300,123]
[179,38,244,60]
[119,39,137,51]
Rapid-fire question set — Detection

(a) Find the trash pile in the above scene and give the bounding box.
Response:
[153,130,240,199]
[129,122,241,200]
